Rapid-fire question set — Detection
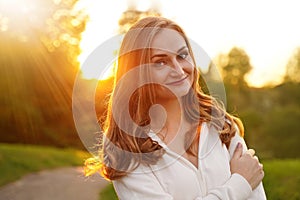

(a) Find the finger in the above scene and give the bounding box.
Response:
[252,156,261,166]
[232,142,243,159]
[245,149,255,156]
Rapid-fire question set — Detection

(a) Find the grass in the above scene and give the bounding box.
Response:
[98,159,300,200]
[263,159,300,200]
[1,143,298,200]
[0,143,90,187]
[99,183,118,200]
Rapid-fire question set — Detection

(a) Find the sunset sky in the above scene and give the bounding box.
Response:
[78,0,300,87]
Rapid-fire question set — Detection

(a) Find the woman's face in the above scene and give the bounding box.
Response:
[148,29,194,100]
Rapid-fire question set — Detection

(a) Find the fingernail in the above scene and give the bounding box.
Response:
[237,142,242,148]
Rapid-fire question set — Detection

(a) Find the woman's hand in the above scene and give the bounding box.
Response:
[230,143,264,190]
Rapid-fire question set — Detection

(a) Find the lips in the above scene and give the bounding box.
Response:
[166,75,188,85]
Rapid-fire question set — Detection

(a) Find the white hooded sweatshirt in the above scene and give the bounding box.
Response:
[113,122,267,200]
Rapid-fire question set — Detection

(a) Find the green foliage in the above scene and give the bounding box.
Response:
[219,47,253,88]
[233,83,300,159]
[285,47,300,83]
[0,143,89,186]
[0,0,88,148]
[118,8,161,34]
[99,183,118,200]
[261,105,300,158]
[213,47,300,159]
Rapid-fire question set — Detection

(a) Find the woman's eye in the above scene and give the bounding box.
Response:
[178,52,188,59]
[154,60,166,66]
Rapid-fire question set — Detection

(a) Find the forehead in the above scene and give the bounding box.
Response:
[150,29,187,54]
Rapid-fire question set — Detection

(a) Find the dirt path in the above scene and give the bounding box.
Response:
[0,167,110,200]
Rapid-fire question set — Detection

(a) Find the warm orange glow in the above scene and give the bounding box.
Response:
[0,0,86,146]
[84,157,102,177]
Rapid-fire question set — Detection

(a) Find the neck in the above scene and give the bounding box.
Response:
[150,97,187,139]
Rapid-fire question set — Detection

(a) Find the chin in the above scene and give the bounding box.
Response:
[173,81,192,97]
[160,85,191,100]
[174,87,191,98]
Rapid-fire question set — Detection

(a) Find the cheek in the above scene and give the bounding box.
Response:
[183,57,195,72]
[149,69,169,83]
[186,63,195,79]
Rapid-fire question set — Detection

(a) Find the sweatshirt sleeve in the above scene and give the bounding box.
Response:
[196,173,252,200]
[227,128,267,200]
[114,169,252,200]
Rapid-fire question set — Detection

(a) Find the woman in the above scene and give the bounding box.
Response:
[85,16,266,199]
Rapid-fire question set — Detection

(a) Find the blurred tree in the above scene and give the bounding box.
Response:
[214,47,253,111]
[285,47,300,83]
[0,0,87,147]
[118,1,161,34]
[118,9,161,34]
[218,47,253,88]
[261,105,300,158]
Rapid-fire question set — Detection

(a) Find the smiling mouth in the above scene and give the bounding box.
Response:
[166,76,188,85]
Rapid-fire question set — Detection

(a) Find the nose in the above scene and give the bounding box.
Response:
[170,58,185,75]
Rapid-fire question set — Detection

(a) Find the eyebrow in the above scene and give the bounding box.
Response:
[151,46,188,59]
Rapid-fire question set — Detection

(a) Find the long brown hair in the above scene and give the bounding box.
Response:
[84,17,244,180]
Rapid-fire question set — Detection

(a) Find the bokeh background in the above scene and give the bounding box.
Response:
[0,0,299,199]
